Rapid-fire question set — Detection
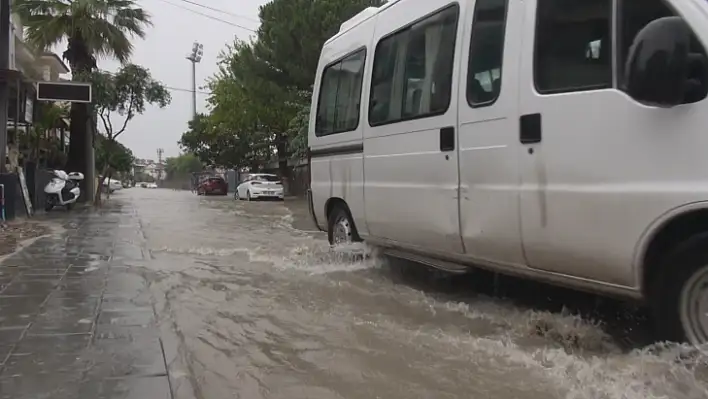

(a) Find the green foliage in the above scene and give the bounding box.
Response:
[85,64,171,140]
[186,0,381,171]
[95,134,133,173]
[16,0,153,174]
[254,0,384,91]
[287,98,310,160]
[15,0,151,70]
[165,153,203,180]
[85,63,167,202]
[34,102,69,133]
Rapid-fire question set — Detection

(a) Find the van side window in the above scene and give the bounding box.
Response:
[618,0,708,104]
[315,49,366,136]
[534,0,612,94]
[369,5,459,126]
[467,0,508,107]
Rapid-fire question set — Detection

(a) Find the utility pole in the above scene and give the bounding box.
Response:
[0,0,10,174]
[156,148,163,181]
[186,42,203,121]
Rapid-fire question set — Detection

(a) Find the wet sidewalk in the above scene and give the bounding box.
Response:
[0,203,172,398]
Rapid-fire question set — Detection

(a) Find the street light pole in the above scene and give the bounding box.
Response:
[186,42,203,121]
[190,61,196,118]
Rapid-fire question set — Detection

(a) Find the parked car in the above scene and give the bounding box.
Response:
[102,178,123,193]
[147,183,158,189]
[235,174,284,201]
[307,0,708,344]
[197,177,228,196]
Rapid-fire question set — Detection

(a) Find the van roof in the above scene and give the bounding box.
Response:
[325,0,402,45]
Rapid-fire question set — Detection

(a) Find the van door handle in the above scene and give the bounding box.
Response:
[520,113,542,144]
[440,126,455,152]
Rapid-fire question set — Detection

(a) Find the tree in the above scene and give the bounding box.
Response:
[88,63,171,202]
[178,113,261,170]
[253,0,384,91]
[21,102,69,166]
[203,0,383,189]
[286,91,311,160]
[15,0,152,178]
[95,134,133,175]
[165,153,202,181]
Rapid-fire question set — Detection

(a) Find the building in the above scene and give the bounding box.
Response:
[132,159,166,182]
[4,12,70,171]
[11,12,69,118]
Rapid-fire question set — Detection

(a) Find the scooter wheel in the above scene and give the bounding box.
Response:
[45,203,53,212]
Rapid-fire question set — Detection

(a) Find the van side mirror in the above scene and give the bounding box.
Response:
[624,16,697,107]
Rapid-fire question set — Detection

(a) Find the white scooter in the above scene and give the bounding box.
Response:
[44,170,84,211]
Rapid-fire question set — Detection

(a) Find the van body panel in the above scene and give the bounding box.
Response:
[517,0,708,287]
[363,0,466,253]
[309,15,377,235]
[309,0,708,302]
[457,0,526,266]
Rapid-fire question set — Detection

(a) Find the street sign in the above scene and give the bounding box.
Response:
[36,81,92,103]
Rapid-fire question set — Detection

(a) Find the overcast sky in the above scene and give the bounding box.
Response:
[73,0,267,160]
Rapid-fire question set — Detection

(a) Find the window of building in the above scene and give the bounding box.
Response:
[315,49,366,136]
[467,0,508,106]
[369,5,459,126]
[534,0,613,94]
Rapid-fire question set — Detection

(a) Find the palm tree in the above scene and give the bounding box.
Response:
[14,0,151,174]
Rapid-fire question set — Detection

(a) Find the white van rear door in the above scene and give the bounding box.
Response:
[364,0,465,253]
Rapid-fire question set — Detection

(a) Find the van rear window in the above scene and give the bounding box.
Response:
[315,49,366,136]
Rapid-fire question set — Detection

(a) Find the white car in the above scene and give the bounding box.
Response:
[235,174,284,201]
[146,183,158,189]
[102,178,123,193]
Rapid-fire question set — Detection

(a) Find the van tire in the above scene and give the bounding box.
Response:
[652,232,708,344]
[327,205,361,246]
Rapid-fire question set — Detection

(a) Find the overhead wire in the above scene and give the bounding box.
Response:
[149,0,258,32]
[171,0,259,23]
[95,70,211,95]
[165,85,211,95]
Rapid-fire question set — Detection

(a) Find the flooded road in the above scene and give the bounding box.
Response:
[120,188,707,399]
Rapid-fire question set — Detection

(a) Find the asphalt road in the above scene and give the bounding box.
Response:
[0,188,705,399]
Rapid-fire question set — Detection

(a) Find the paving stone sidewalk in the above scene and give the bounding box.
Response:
[0,221,51,258]
[0,203,171,398]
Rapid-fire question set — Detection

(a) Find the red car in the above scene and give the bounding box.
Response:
[197,176,228,196]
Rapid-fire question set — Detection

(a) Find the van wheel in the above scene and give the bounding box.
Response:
[652,233,708,344]
[327,205,360,246]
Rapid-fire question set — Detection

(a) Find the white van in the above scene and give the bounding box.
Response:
[307,0,708,344]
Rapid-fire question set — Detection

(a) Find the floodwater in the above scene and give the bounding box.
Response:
[121,188,708,399]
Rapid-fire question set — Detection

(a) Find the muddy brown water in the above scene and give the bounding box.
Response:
[121,188,708,399]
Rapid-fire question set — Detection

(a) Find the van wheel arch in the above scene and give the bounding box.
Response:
[642,209,708,342]
[642,209,708,297]
[324,198,361,243]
